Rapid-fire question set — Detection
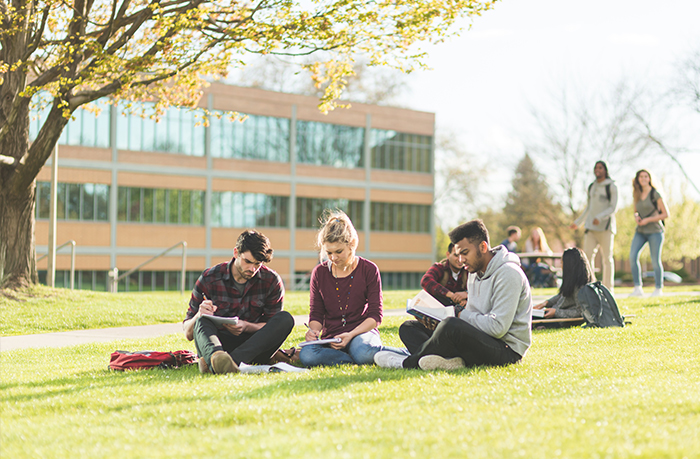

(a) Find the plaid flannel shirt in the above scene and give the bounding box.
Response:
[185,258,284,323]
[420,260,468,306]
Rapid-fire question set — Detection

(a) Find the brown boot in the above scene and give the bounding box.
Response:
[198,358,211,374]
[210,351,239,374]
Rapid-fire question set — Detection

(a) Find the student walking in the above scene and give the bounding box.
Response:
[570,161,619,291]
[629,169,669,297]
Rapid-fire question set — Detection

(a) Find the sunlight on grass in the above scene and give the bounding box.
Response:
[0,287,419,336]
[2,294,700,458]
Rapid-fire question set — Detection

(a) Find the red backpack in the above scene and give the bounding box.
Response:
[109,350,197,371]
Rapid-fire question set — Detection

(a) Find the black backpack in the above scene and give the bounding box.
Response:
[577,281,624,328]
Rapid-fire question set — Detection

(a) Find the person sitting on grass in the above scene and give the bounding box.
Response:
[374,219,532,371]
[183,230,294,375]
[299,210,407,367]
[399,241,467,355]
[533,247,594,321]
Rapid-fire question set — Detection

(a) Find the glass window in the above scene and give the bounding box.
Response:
[36,182,51,219]
[370,129,433,173]
[370,202,431,233]
[82,184,95,220]
[211,112,290,162]
[295,198,363,229]
[181,190,192,225]
[168,189,179,224]
[95,185,109,221]
[211,192,289,228]
[36,182,110,221]
[129,188,141,222]
[154,189,166,223]
[296,121,364,168]
[143,188,154,223]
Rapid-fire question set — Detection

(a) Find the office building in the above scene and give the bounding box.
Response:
[33,82,436,292]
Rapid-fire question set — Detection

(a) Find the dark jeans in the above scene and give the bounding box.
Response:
[399,320,434,354]
[193,311,294,368]
[403,317,522,369]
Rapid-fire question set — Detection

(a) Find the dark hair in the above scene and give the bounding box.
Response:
[235,230,273,263]
[595,160,609,178]
[506,226,521,237]
[632,169,656,203]
[447,242,455,253]
[449,219,490,247]
[560,247,595,298]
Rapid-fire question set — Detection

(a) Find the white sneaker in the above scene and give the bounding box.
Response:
[418,355,466,371]
[374,351,407,369]
[629,286,644,297]
[651,288,663,297]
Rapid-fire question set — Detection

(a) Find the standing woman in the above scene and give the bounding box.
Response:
[299,210,406,366]
[629,169,669,297]
[533,247,595,320]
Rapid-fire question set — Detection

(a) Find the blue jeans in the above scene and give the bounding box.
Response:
[299,331,408,367]
[629,231,665,289]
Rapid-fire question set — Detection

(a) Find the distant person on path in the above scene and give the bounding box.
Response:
[399,241,468,354]
[183,230,294,374]
[533,247,594,321]
[629,169,669,297]
[299,211,407,367]
[374,219,532,371]
[500,226,522,253]
[523,227,555,287]
[570,160,618,291]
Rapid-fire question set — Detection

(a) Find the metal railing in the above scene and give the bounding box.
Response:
[109,241,187,294]
[37,240,76,290]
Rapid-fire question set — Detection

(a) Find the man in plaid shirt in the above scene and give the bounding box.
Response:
[183,230,294,374]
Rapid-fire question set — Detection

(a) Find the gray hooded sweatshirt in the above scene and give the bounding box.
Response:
[459,245,532,357]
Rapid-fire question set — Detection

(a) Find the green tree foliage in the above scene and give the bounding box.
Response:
[0,0,496,289]
[434,224,451,262]
[501,153,569,247]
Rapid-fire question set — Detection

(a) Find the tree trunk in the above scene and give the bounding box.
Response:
[0,183,38,289]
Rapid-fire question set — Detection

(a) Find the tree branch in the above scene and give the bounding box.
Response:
[634,112,700,196]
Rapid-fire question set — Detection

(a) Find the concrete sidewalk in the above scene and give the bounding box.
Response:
[0,308,411,352]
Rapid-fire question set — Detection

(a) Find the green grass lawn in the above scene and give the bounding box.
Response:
[2,289,699,458]
[0,286,418,336]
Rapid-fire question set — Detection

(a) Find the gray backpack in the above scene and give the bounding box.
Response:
[577,281,624,328]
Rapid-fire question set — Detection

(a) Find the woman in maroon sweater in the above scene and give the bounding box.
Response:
[299,211,407,366]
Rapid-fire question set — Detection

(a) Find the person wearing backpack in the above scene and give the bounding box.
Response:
[629,169,669,297]
[533,247,594,321]
[570,161,618,291]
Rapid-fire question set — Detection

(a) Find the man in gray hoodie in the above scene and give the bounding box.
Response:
[374,219,532,371]
[570,161,618,291]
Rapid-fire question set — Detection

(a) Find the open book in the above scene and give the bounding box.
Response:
[531,308,546,319]
[298,338,342,347]
[201,315,239,327]
[407,290,455,322]
[238,362,308,374]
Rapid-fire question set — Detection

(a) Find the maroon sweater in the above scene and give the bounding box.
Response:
[308,257,383,339]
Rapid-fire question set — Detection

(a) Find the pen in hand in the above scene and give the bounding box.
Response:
[304,323,321,340]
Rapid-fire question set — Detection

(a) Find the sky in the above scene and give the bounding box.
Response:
[402,0,700,219]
